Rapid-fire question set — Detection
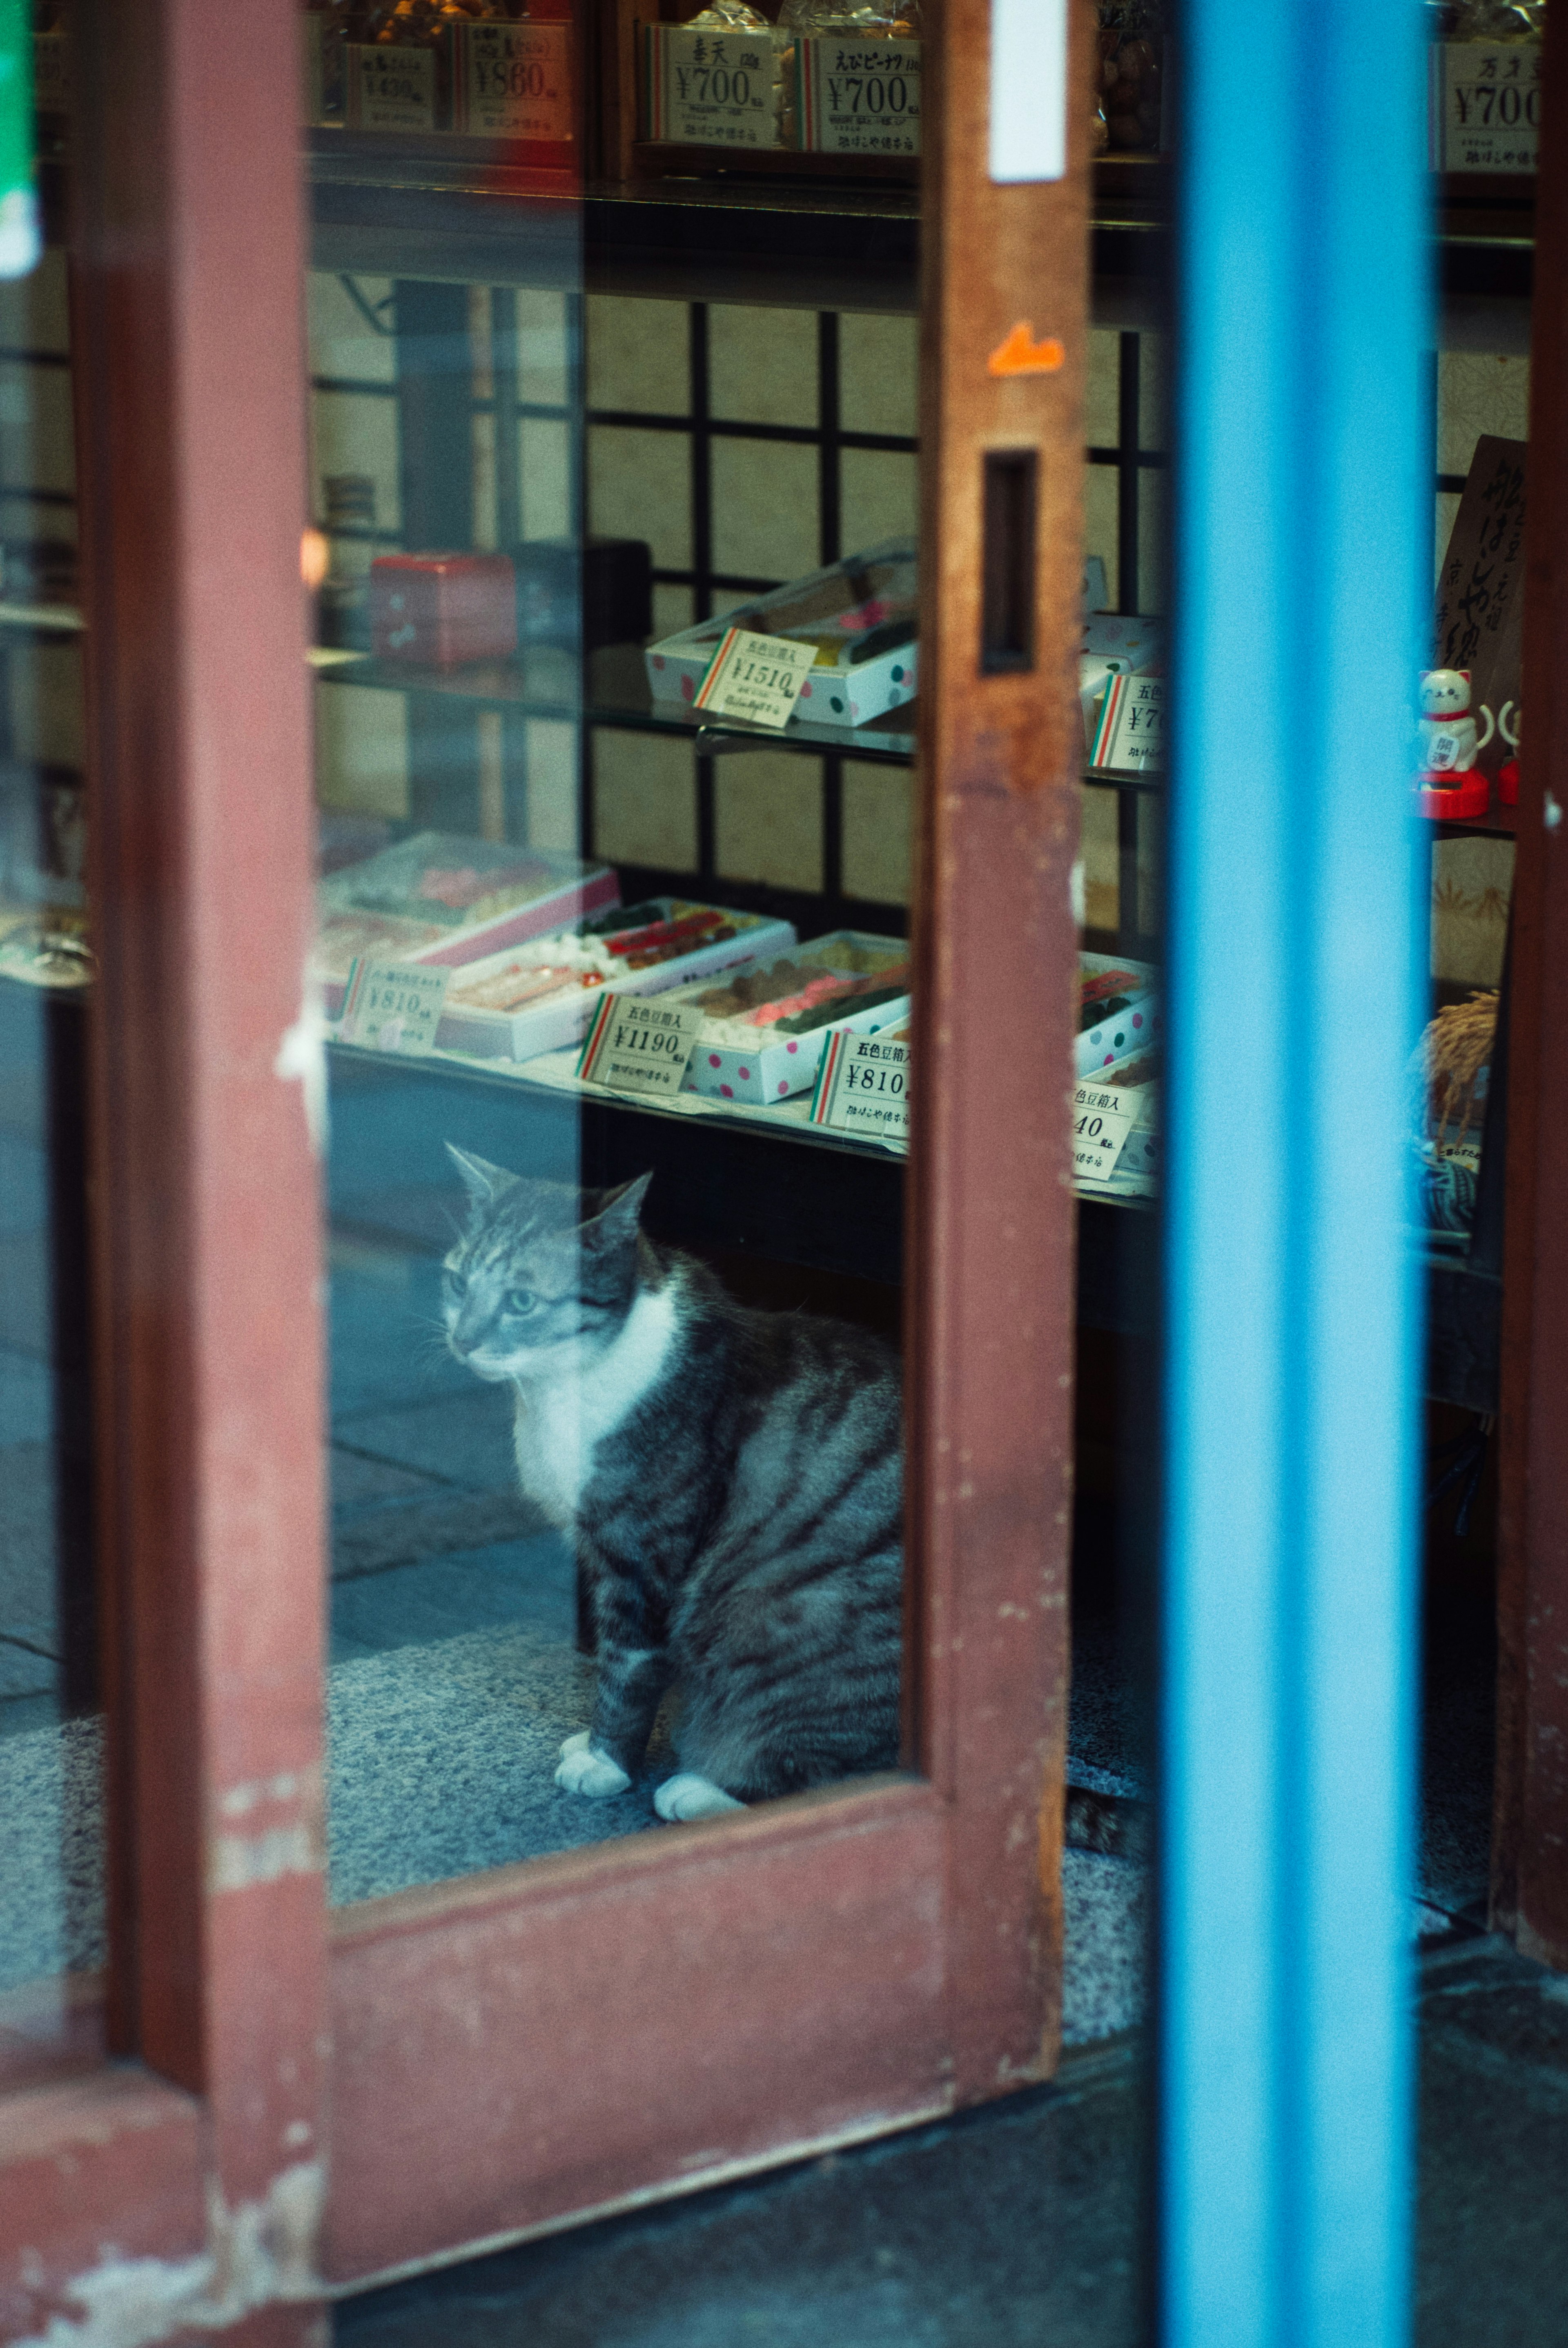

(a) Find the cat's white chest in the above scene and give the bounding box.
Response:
[511,1282,678,1524]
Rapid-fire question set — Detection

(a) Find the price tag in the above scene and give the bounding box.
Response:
[346,43,439,133]
[1072,1080,1147,1188]
[1089,672,1163,772]
[1433,42,1540,174]
[693,628,818,731]
[795,37,921,158]
[645,25,784,147]
[457,21,574,142]
[809,1027,910,1148]
[340,958,450,1056]
[1106,1085,1158,1194]
[578,992,704,1096]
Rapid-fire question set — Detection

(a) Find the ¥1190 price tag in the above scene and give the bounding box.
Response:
[578,993,705,1096]
[340,958,450,1056]
[1072,1080,1147,1188]
[809,1028,910,1149]
[693,628,819,731]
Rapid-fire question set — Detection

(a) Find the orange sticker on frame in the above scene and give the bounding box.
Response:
[987,323,1066,377]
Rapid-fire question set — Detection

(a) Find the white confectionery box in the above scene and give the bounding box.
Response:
[425,900,798,1063]
[1078,613,1165,753]
[657,931,911,1105]
[313,833,619,1017]
[644,541,917,733]
[1077,951,1160,1081]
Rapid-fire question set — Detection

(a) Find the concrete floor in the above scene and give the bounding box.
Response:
[335,1933,1568,2348]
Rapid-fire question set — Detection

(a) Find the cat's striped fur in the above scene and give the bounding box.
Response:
[443,1147,903,1815]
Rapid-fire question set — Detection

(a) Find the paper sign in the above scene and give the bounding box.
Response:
[347,43,439,133]
[1432,434,1527,786]
[1432,42,1540,174]
[1090,672,1163,772]
[578,992,705,1096]
[645,25,784,147]
[809,1028,910,1147]
[340,958,450,1055]
[1106,1086,1158,1194]
[458,21,574,142]
[693,628,819,730]
[1071,1080,1148,1188]
[795,37,920,157]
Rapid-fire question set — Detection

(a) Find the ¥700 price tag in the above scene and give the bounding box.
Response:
[578,992,704,1096]
[693,627,818,730]
[340,958,451,1056]
[810,1028,910,1149]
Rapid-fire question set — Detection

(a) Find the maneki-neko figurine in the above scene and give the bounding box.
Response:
[1416,668,1493,820]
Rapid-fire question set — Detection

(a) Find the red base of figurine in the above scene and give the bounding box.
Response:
[1498,757,1519,807]
[1416,768,1490,820]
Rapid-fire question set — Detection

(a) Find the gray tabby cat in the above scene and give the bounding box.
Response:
[442,1147,903,1821]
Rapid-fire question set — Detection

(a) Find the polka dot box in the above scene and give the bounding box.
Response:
[660,930,911,1105]
[644,540,918,733]
[1076,951,1160,1082]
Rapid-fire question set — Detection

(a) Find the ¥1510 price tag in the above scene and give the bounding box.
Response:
[1072,1080,1147,1188]
[340,958,450,1056]
[693,628,819,731]
[809,1028,910,1149]
[578,993,704,1096]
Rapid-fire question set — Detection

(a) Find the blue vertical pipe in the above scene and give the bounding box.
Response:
[1161,4,1430,2345]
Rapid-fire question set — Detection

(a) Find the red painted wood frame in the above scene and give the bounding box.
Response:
[0,0,1089,2324]
[1494,1,1568,1972]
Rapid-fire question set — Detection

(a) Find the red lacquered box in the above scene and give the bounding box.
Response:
[370,552,517,668]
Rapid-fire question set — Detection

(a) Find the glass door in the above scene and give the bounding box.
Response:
[304,0,1091,2281]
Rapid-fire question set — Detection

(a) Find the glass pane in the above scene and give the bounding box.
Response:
[0,231,105,2082]
[307,23,918,1902]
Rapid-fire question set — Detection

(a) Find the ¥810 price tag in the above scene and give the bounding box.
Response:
[1072,1080,1146,1188]
[809,1028,910,1149]
[578,993,704,1096]
[340,958,450,1056]
[693,628,818,730]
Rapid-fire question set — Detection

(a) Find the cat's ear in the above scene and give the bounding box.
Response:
[582,1170,653,1245]
[445,1143,516,1207]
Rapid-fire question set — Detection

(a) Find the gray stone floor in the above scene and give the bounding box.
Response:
[334,1934,1568,2348]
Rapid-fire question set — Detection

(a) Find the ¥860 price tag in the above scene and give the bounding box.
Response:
[578,993,704,1096]
[1072,1080,1145,1188]
[693,628,818,731]
[340,958,450,1056]
[809,1028,910,1149]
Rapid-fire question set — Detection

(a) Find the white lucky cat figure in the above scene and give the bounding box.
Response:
[1419,668,1494,777]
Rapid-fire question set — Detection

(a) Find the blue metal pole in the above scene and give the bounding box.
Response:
[1161,4,1430,2345]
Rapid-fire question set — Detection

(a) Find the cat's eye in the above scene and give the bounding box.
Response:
[506,1287,536,1316]
[444,1267,467,1295]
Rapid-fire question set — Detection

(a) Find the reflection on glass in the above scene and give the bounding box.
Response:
[312,193,916,1891]
[0,248,103,2079]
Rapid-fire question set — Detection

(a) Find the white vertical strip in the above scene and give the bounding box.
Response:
[989,0,1067,183]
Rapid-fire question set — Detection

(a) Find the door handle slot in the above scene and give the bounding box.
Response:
[981,449,1037,675]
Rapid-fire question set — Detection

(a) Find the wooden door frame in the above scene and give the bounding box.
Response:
[1,0,1091,2317]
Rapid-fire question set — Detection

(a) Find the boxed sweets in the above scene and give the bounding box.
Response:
[663,931,911,1103]
[1078,952,1159,1083]
[370,551,518,668]
[645,541,917,732]
[431,897,797,1061]
[1078,612,1164,753]
[314,831,617,1013]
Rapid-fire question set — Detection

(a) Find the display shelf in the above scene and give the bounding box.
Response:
[328,1035,1498,1408]
[0,602,83,636]
[310,639,920,762]
[309,138,1533,314]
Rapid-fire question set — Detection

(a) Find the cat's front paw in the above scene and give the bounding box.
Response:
[555,1730,633,1798]
[653,1771,745,1822]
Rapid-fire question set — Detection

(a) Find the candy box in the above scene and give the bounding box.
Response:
[1079,613,1165,752]
[428,898,797,1063]
[663,931,911,1104]
[371,552,518,669]
[314,831,618,1016]
[1077,951,1160,1081]
[645,541,918,732]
